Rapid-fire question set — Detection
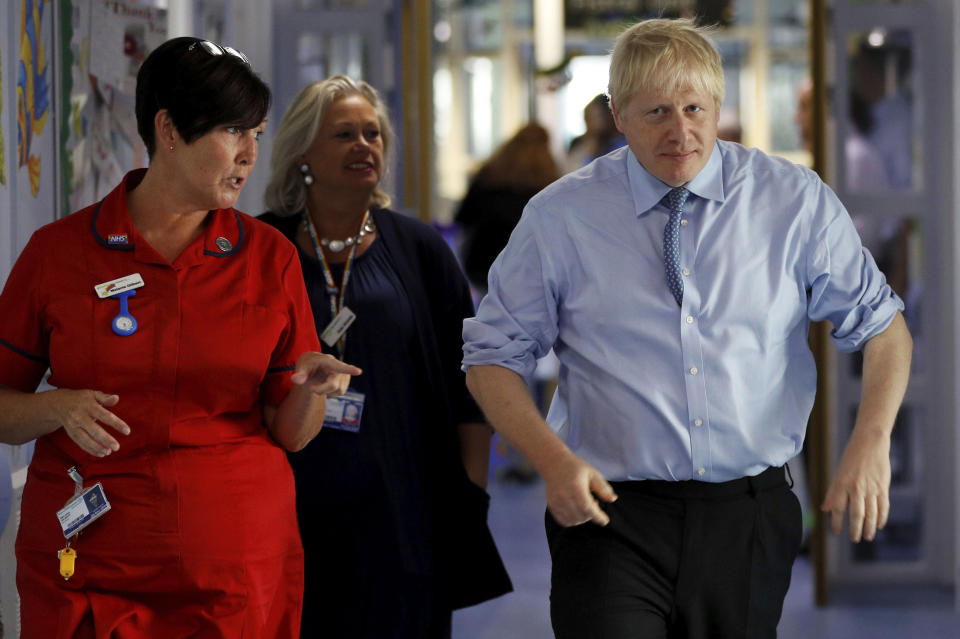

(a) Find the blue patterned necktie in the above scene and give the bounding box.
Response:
[662,187,690,306]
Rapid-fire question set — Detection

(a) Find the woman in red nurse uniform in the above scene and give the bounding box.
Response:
[0,37,359,638]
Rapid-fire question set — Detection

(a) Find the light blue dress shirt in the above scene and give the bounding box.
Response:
[462,141,903,482]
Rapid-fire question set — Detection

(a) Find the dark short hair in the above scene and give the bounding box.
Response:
[135,37,271,156]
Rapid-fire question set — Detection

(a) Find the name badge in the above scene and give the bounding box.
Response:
[320,306,356,348]
[95,273,144,299]
[57,483,111,538]
[322,390,366,433]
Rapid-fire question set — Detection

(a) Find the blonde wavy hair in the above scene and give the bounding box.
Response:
[608,18,724,114]
[264,75,394,215]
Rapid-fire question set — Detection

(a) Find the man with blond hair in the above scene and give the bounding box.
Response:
[463,18,912,638]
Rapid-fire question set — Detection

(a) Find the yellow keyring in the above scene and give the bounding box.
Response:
[59,547,77,580]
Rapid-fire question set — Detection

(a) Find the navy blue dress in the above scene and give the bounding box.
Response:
[293,236,433,566]
[259,209,512,638]
[261,216,443,638]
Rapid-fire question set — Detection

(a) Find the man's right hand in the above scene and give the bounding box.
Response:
[542,452,618,527]
[464,365,617,526]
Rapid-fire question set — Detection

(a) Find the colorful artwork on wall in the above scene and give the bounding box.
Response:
[17,0,51,197]
[62,0,166,213]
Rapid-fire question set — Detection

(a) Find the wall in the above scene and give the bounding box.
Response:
[1,2,58,632]
[2,0,960,631]
[945,0,960,613]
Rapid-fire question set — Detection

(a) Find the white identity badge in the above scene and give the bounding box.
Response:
[323,389,366,433]
[94,273,144,299]
[57,483,111,538]
[320,306,356,348]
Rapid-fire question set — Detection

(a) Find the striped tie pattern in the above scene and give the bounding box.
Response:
[662,187,690,306]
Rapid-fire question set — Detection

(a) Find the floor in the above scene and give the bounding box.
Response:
[453,467,960,639]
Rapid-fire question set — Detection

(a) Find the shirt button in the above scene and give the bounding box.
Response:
[680,219,689,227]
[698,467,706,476]
[694,418,703,427]
[686,315,694,324]
[689,366,698,375]
[681,267,690,276]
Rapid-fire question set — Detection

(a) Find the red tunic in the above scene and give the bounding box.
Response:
[0,170,320,638]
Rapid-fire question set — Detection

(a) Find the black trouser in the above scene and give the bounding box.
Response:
[546,466,802,639]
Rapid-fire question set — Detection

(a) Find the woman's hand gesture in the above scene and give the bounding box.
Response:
[290,352,362,398]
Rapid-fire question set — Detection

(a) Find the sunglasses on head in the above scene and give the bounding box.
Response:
[187,39,250,65]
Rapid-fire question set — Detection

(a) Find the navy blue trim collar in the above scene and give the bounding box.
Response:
[91,203,245,258]
[204,211,245,257]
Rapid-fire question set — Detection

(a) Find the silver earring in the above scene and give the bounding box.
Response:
[299,163,314,186]
[169,145,174,151]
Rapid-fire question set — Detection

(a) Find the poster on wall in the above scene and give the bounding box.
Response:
[62,0,167,215]
[15,0,56,254]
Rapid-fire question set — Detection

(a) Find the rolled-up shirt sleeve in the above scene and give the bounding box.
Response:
[462,203,560,379]
[805,184,904,352]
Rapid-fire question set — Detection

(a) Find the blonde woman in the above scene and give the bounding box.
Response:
[260,76,511,638]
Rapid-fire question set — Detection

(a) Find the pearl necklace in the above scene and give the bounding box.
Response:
[307,215,376,253]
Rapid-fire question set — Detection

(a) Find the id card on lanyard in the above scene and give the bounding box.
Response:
[303,211,368,357]
[55,466,111,580]
[303,211,369,433]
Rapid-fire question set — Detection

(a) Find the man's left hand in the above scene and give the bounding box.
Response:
[821,425,892,542]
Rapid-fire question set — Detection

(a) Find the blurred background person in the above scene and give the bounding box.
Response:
[795,77,815,154]
[260,75,511,639]
[849,41,913,191]
[455,122,561,483]
[796,74,889,193]
[846,87,889,192]
[455,122,560,295]
[564,93,626,172]
[0,37,357,638]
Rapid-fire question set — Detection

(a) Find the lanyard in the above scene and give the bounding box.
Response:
[302,210,368,356]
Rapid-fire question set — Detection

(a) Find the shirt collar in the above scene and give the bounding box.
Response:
[90,169,245,266]
[627,141,726,217]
